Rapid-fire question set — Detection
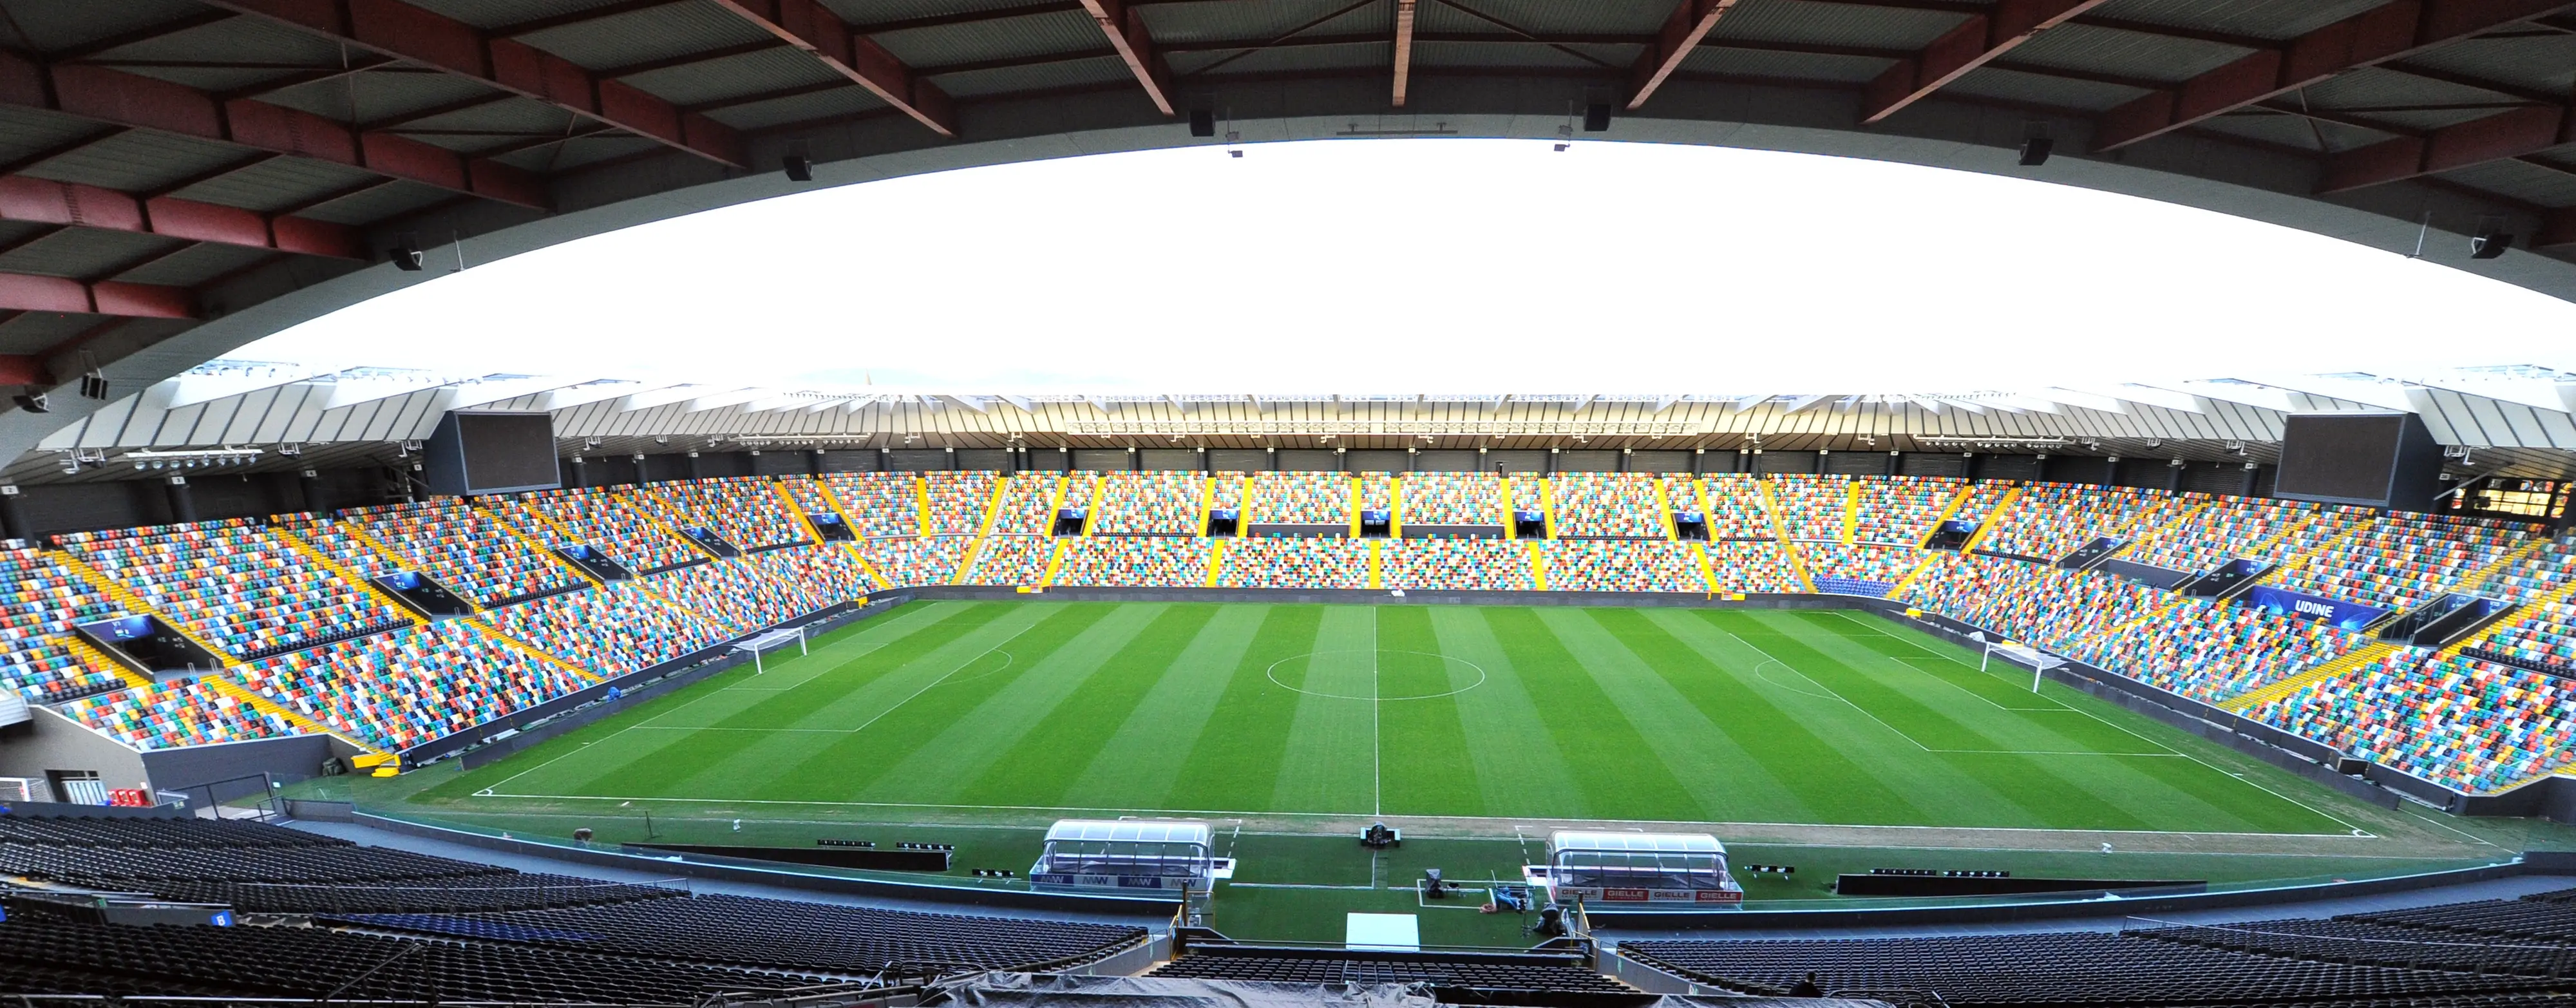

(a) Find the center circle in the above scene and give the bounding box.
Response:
[1264,649,1488,701]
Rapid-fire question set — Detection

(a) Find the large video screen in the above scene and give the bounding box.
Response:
[456,412,561,493]
[2274,413,2405,506]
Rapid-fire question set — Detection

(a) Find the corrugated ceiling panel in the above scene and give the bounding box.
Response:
[1414,0,1674,35]
[2398,35,2576,98]
[175,156,399,216]
[1680,46,1888,86]
[117,243,273,289]
[1713,0,1967,52]
[10,0,204,50]
[1940,66,2145,113]
[416,0,626,29]
[875,9,1107,67]
[1142,0,1391,46]
[704,87,886,132]
[2003,23,2248,84]
[1412,39,1627,71]
[21,130,248,193]
[522,1,776,70]
[933,55,1137,99]
[2083,0,2392,43]
[258,72,511,129]
[624,48,841,106]
[1177,41,1389,79]
[2427,157,2576,208]
[289,181,455,227]
[0,227,169,280]
[818,0,1056,25]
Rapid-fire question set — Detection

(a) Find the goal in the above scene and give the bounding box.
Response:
[1974,632,2066,692]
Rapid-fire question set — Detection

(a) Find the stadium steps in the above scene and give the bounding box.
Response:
[1916,482,1978,547]
[60,633,151,690]
[1694,542,1719,594]
[635,495,719,562]
[1956,485,2022,553]
[1346,476,1363,538]
[1203,540,1225,587]
[336,520,427,586]
[914,475,935,537]
[769,481,831,542]
[1841,480,1860,544]
[1367,540,1383,589]
[1198,475,1218,538]
[1083,476,1110,537]
[472,616,601,684]
[1886,551,1942,600]
[1755,480,1820,594]
[840,542,895,591]
[806,476,862,530]
[202,674,388,763]
[1038,538,1070,587]
[48,549,241,665]
[1499,475,1517,540]
[487,503,607,587]
[1529,541,1549,590]
[1647,477,1672,540]
[2259,516,2380,592]
[2441,574,2576,660]
[270,526,425,629]
[2460,536,2552,602]
[1538,477,1558,539]
[2224,642,2398,713]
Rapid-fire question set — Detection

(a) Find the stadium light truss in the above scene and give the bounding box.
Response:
[1062,421,1701,437]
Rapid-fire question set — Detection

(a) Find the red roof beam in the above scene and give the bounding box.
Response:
[200,0,746,169]
[2318,103,2572,191]
[1393,0,1417,107]
[0,176,364,259]
[2094,0,2576,152]
[0,273,192,320]
[1627,0,1742,110]
[1081,0,1175,117]
[0,52,547,210]
[706,0,960,136]
[1861,0,2114,124]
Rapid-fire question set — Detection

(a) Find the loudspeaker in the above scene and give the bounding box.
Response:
[388,241,422,271]
[77,373,106,401]
[783,155,812,182]
[2472,229,2514,259]
[2018,136,2053,166]
[1189,109,1215,137]
[1582,102,1612,132]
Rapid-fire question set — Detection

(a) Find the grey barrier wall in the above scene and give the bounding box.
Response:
[351,810,1180,918]
[140,732,343,794]
[0,707,151,800]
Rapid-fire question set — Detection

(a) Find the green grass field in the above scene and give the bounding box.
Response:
[453,600,2345,832]
[346,600,2562,946]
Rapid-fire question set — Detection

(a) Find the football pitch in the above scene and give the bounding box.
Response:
[365,598,2564,943]
[455,600,2351,833]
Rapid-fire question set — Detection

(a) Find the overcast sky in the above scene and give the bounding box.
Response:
[234,138,2576,394]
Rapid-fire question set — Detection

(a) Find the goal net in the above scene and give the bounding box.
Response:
[1971,631,2065,691]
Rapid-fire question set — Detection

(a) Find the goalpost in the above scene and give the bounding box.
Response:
[1976,634,2067,692]
[732,625,810,674]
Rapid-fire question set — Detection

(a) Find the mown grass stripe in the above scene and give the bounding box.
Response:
[1059,605,1274,810]
[1269,606,1380,814]
[958,604,1220,806]
[1425,606,1589,821]
[1536,607,1808,822]
[1375,604,1484,817]
[1482,607,1703,823]
[1163,606,1326,812]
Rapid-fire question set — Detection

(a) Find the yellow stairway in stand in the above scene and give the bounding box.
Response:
[1692,542,1719,595]
[1347,477,1363,539]
[916,476,934,537]
[2441,571,2576,660]
[1755,479,1819,594]
[1538,478,1558,540]
[2225,642,2398,714]
[62,634,150,689]
[1886,552,1942,602]
[1656,477,1679,542]
[1204,539,1226,587]
[772,481,829,542]
[1956,485,2021,553]
[468,616,600,683]
[1528,541,1548,591]
[951,537,995,586]
[49,549,238,665]
[1038,538,1071,587]
[1499,476,1516,540]
[1198,475,1217,538]
[844,542,895,591]
[202,675,392,766]
[272,526,424,627]
[1841,480,1859,545]
[1083,475,1109,536]
[335,519,422,578]
[1367,540,1382,590]
[810,476,861,529]
[1917,483,1978,548]
[483,504,602,588]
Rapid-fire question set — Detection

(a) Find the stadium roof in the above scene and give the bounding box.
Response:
[17,359,2576,485]
[0,0,2571,467]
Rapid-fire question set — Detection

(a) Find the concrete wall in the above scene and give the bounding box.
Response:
[0,707,149,801]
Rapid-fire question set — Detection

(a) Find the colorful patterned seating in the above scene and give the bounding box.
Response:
[816,473,921,537]
[1900,553,2162,654]
[744,545,877,605]
[1976,482,2193,562]
[985,473,1078,537]
[1217,538,1367,589]
[2273,512,2534,612]
[853,537,968,587]
[1398,473,1503,527]
[2074,596,2372,704]
[960,537,1057,585]
[1050,537,1212,587]
[1247,472,1350,527]
[237,622,589,751]
[642,559,828,635]
[2250,652,2566,794]
[1698,475,1776,540]
[483,583,725,680]
[1381,539,1533,591]
[923,471,1003,535]
[1799,543,1921,596]
[0,549,126,702]
[337,499,585,608]
[1544,540,1704,592]
[1549,473,1669,538]
[1090,472,1205,535]
[1852,475,1966,546]
[1767,474,1850,542]
[502,488,703,575]
[63,678,301,750]
[649,477,809,551]
[60,520,411,661]
[1707,541,1799,593]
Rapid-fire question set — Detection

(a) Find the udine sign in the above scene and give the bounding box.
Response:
[2244,586,2389,632]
